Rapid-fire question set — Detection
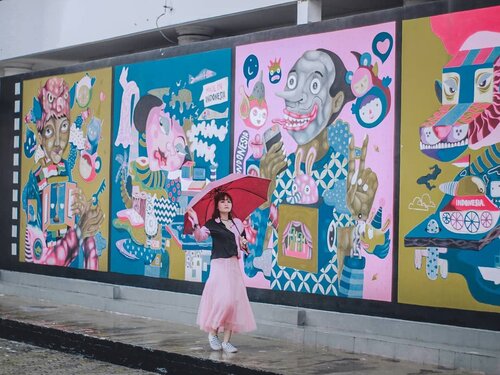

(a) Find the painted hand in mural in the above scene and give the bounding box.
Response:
[259,140,287,207]
[72,188,104,239]
[346,134,378,221]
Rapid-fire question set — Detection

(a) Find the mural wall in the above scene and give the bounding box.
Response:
[399,7,500,312]
[232,23,396,301]
[110,49,232,280]
[5,3,498,322]
[19,69,112,271]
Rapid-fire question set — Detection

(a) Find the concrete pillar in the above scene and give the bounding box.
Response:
[297,0,322,25]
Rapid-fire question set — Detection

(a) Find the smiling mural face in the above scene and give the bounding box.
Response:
[274,50,338,145]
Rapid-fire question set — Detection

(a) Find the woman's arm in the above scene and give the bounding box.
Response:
[187,208,211,242]
[233,218,250,255]
[193,224,210,242]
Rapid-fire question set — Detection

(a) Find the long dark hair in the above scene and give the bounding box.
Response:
[212,191,234,220]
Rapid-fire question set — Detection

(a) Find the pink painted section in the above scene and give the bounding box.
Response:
[431,6,500,55]
[234,22,396,301]
[446,50,467,68]
[473,47,494,65]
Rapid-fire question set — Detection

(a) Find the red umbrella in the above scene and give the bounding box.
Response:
[183,173,271,234]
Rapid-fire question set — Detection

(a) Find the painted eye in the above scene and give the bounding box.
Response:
[287,73,297,90]
[310,78,321,95]
[276,69,281,74]
[47,93,54,103]
[476,72,492,92]
[44,127,53,138]
[304,185,311,194]
[60,120,69,132]
[175,136,186,154]
[159,117,170,135]
[443,76,459,101]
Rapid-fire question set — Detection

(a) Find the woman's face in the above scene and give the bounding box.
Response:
[217,196,232,215]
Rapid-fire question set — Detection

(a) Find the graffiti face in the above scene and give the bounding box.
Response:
[359,95,382,124]
[40,116,70,164]
[419,47,499,162]
[37,77,70,132]
[240,72,268,129]
[274,50,337,145]
[247,99,268,128]
[145,106,187,172]
[351,68,373,97]
[268,58,282,84]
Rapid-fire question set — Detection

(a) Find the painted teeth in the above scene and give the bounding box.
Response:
[419,139,468,150]
[285,114,310,128]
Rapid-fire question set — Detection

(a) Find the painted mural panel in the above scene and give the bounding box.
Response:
[19,68,112,271]
[233,23,396,300]
[400,7,500,312]
[110,49,232,279]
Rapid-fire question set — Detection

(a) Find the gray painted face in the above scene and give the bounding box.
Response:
[275,50,336,145]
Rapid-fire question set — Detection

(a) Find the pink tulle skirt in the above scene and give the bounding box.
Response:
[197,256,256,333]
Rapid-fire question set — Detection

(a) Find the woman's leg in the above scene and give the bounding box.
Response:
[223,329,232,343]
[221,329,238,353]
[208,327,222,350]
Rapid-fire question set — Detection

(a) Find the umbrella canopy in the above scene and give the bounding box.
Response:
[183,173,271,234]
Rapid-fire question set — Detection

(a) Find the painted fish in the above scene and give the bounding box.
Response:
[197,108,229,121]
[189,68,216,84]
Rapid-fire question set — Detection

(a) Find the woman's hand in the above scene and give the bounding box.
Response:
[186,208,199,228]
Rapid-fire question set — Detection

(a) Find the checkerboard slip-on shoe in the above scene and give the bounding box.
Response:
[208,334,222,350]
[222,341,238,353]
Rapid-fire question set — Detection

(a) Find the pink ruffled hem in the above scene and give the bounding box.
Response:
[197,257,256,333]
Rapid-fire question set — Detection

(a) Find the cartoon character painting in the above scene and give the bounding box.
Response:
[402,7,500,310]
[111,49,232,279]
[21,73,110,270]
[347,52,392,128]
[233,24,395,300]
[239,71,268,129]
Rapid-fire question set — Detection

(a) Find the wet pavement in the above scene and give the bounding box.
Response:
[0,293,479,374]
[0,338,151,374]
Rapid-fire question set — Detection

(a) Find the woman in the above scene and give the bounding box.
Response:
[187,192,256,353]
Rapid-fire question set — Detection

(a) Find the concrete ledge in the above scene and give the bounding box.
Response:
[1,270,498,374]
